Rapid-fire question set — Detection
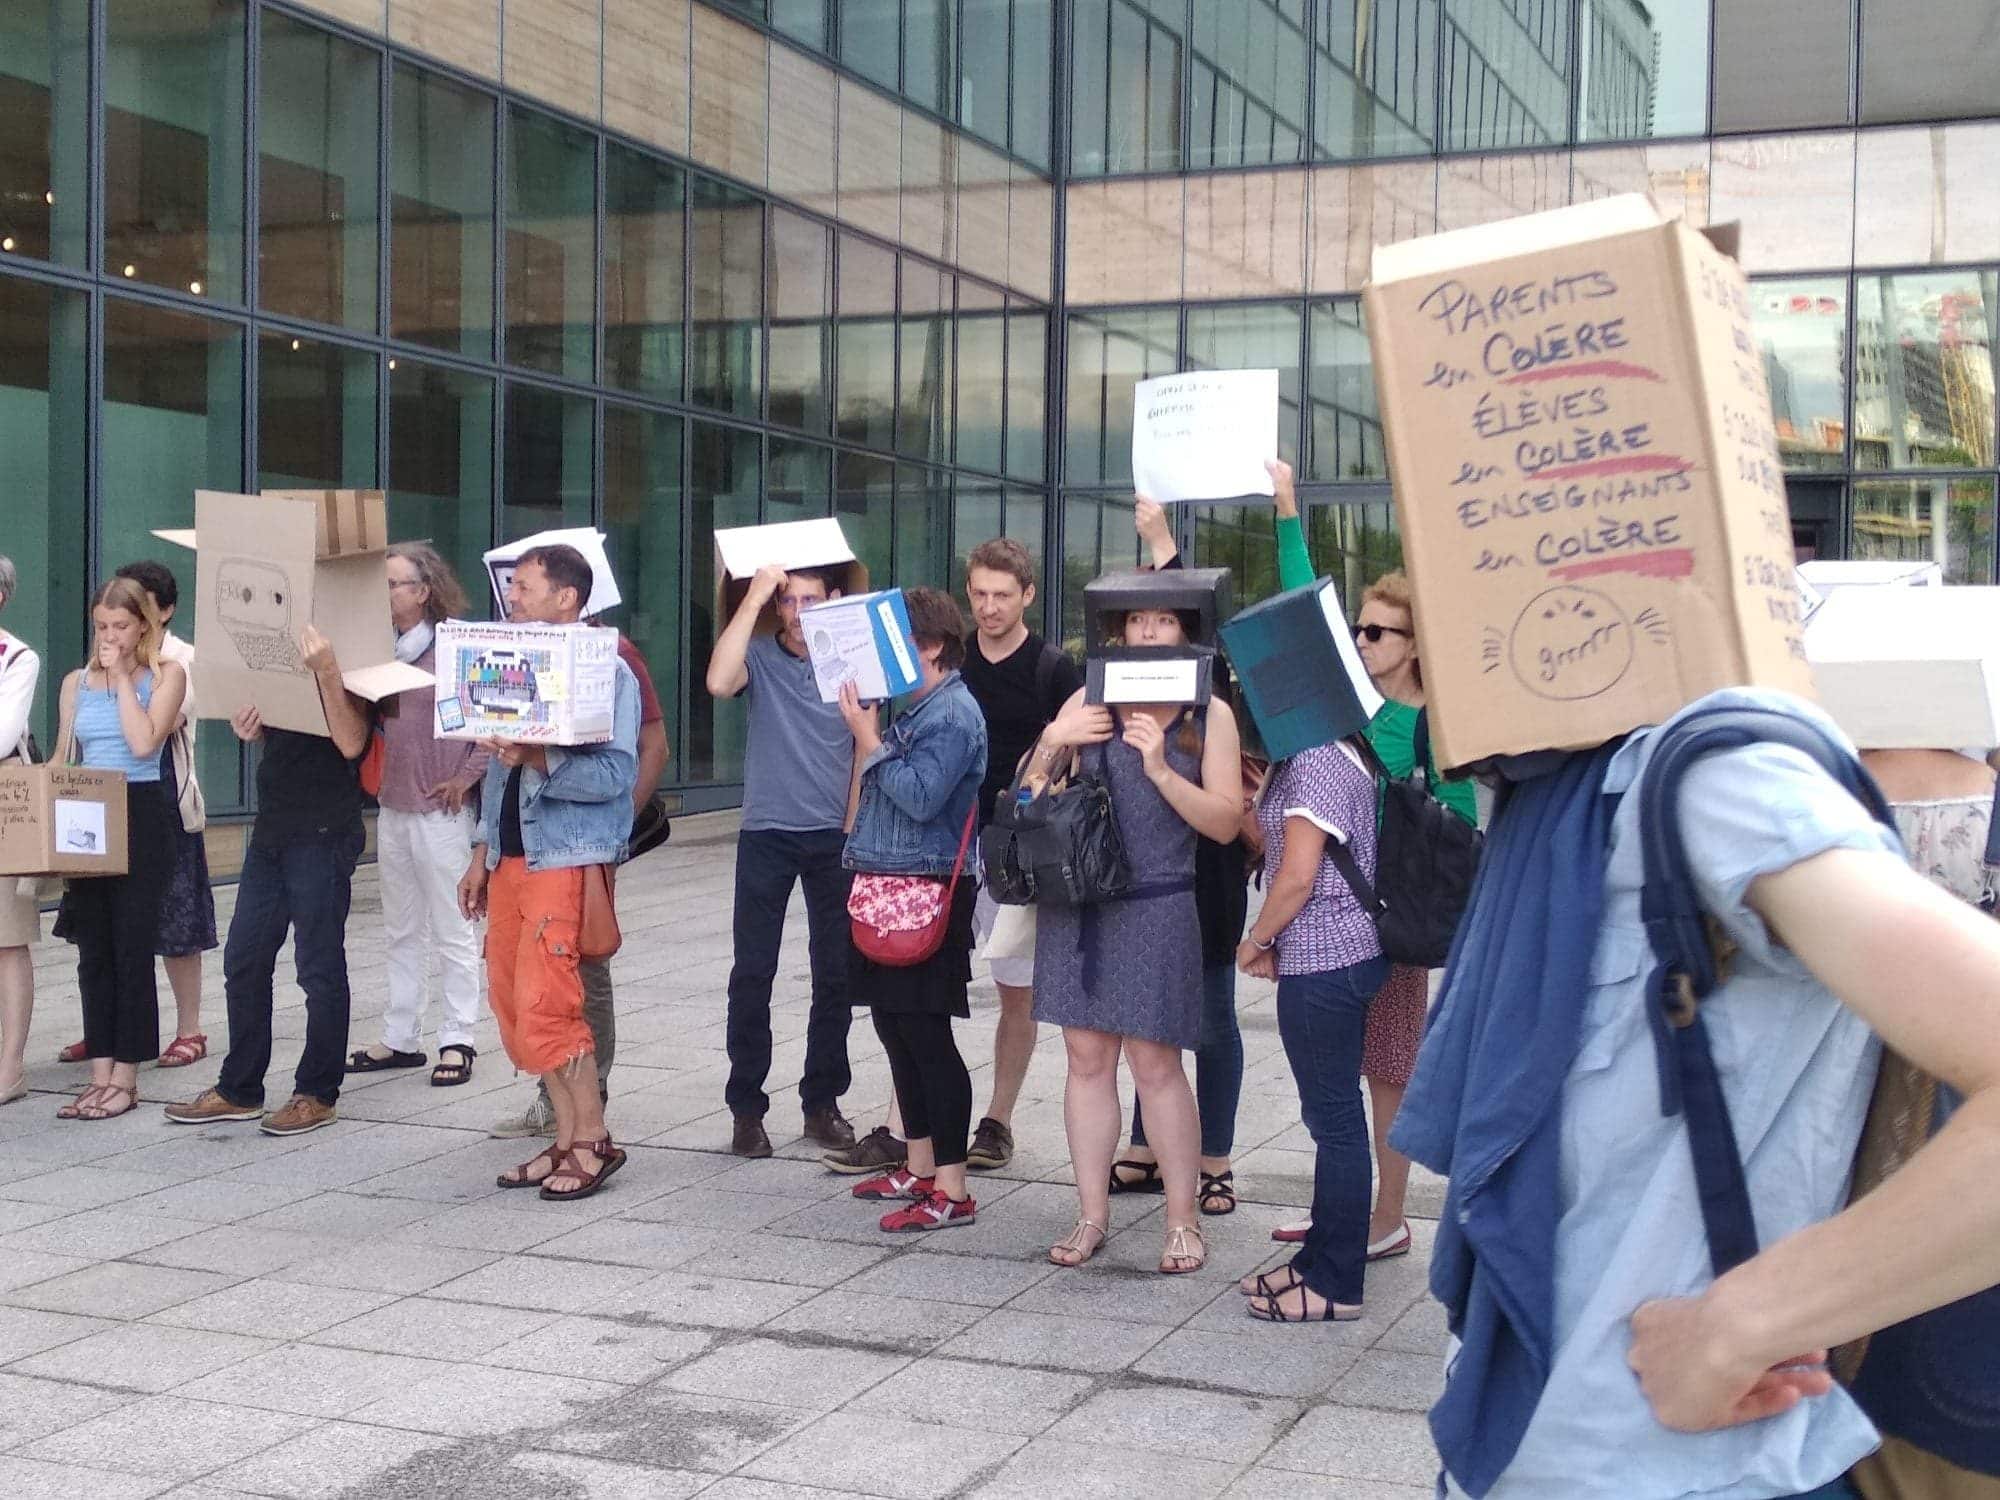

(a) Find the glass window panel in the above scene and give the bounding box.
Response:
[841,0,902,91]
[1190,1,1308,169]
[506,106,595,380]
[601,403,682,765]
[1441,0,1572,152]
[1307,300,1386,481]
[836,234,897,449]
[897,259,951,462]
[502,384,594,541]
[1752,277,1848,472]
[767,209,830,432]
[905,0,954,113]
[1861,2,2000,124]
[0,1,89,266]
[1004,487,1051,632]
[604,143,685,401]
[1852,477,1996,585]
[955,280,1006,474]
[1579,0,1707,143]
[1070,0,1110,174]
[1192,503,1280,606]
[773,0,828,50]
[689,175,763,417]
[102,297,245,808]
[1184,303,1302,470]
[105,0,247,303]
[768,436,832,522]
[0,275,88,756]
[259,11,379,330]
[1306,495,1405,600]
[960,1,1011,147]
[836,449,895,585]
[1005,304,1048,482]
[390,66,496,360]
[1314,0,1439,160]
[1853,270,1996,471]
[1012,0,1055,169]
[1071,0,1184,174]
[687,422,760,784]
[951,481,1004,603]
[389,357,494,619]
[1713,0,1850,133]
[1065,308,1178,487]
[257,334,377,489]
[1060,492,1145,651]
[896,464,950,588]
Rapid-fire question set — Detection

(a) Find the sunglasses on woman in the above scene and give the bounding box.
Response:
[1353,623,1413,643]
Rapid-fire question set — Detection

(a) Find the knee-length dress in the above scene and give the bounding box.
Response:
[1032,712,1202,1048]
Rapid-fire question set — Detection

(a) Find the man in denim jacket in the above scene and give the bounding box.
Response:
[459,545,638,1200]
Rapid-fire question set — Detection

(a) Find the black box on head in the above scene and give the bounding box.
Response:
[1082,568,1232,656]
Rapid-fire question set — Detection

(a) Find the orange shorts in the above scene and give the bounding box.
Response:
[485,858,593,1076]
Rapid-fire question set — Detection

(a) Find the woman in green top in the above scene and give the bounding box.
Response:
[1265,461,1475,1255]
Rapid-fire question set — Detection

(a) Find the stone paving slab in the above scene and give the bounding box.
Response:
[2,810,1450,1497]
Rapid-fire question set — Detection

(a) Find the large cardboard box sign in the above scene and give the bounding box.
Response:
[485,528,623,619]
[1805,585,2000,750]
[799,589,922,703]
[433,620,621,744]
[1220,580,1385,762]
[158,490,433,736]
[1081,569,1233,655]
[0,765,129,878]
[1364,193,1813,773]
[714,518,870,635]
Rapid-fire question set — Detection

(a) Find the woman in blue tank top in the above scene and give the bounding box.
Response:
[52,577,187,1120]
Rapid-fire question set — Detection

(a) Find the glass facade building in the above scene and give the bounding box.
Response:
[4,0,1998,817]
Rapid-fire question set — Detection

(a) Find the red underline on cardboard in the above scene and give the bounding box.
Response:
[1501,361,1664,385]
[1525,454,1690,482]
[1550,547,1696,582]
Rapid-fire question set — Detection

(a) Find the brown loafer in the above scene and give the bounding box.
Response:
[802,1107,855,1151]
[731,1113,772,1158]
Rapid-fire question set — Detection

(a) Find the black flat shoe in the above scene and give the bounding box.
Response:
[1108,1158,1165,1194]
[346,1048,426,1074]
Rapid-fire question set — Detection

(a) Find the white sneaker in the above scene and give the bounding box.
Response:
[488,1092,555,1139]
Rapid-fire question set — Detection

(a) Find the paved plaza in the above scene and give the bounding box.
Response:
[1,812,1448,1499]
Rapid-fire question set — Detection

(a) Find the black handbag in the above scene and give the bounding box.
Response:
[627,792,673,862]
[981,744,1133,907]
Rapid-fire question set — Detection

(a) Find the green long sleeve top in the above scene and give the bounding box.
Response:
[1270,513,1477,826]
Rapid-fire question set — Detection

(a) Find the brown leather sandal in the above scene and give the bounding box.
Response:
[497,1142,565,1189]
[157,1034,208,1068]
[65,1083,136,1122]
[539,1137,626,1201]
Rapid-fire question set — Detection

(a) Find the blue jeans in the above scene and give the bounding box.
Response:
[1130,961,1244,1158]
[217,830,363,1108]
[1279,955,1390,1305]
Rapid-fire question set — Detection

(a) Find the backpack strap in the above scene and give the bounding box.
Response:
[1411,707,1433,789]
[1635,703,1897,1278]
[1033,641,1067,724]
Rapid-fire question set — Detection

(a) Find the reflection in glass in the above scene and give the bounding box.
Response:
[767,210,830,432]
[105,0,247,302]
[768,437,833,523]
[717,0,829,48]
[260,12,379,329]
[960,1,1012,147]
[690,176,763,417]
[1307,301,1386,480]
[1314,0,1438,160]
[905,0,955,113]
[1012,0,1056,169]
[956,280,1007,474]
[0,275,88,757]
[1006,305,1047,482]
[687,424,761,784]
[841,0,901,92]
[898,260,951,463]
[1853,271,1996,470]
[1005,488,1051,633]
[389,358,495,619]
[1060,493,1144,652]
[1308,498,1405,603]
[897,465,951,588]
[391,66,495,359]
[507,106,596,380]
[258,335,377,489]
[1579,0,1708,142]
[103,298,245,807]
[0,1,90,266]
[503,384,594,540]
[605,143,685,401]
[1193,504,1280,606]
[1189,1,1308,169]
[836,235,897,449]
[1440,0,1570,152]
[1185,303,1302,469]
[837,450,895,586]
[1065,308,1178,487]
[602,404,683,761]
[1851,477,1996,585]
[1751,277,1848,472]
[1071,0,1185,175]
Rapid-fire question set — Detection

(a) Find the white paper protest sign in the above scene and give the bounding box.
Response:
[1131,370,1280,503]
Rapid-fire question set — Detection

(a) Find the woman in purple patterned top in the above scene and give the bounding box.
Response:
[1235,736,1388,1323]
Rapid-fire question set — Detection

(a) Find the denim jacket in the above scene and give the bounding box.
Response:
[476,660,640,872]
[843,672,987,878]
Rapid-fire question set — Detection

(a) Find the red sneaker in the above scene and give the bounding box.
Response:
[879,1188,976,1232]
[852,1167,934,1201]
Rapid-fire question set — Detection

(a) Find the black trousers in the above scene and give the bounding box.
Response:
[872,1009,972,1169]
[68,781,175,1064]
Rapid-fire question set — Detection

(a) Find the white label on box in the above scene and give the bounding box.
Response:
[1319,584,1387,722]
[1100,659,1200,704]
[878,598,917,683]
[1131,370,1280,503]
[53,799,107,857]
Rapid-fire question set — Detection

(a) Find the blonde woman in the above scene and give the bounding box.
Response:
[52,578,187,1120]
[0,555,41,1106]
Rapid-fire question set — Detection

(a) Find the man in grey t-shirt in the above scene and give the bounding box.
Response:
[706,563,859,1159]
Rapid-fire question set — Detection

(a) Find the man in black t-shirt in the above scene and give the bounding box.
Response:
[165,625,371,1137]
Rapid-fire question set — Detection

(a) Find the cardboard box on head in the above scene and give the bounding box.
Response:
[1220,579,1385,762]
[0,765,129,878]
[156,490,433,737]
[1364,194,1813,774]
[485,528,623,620]
[1081,568,1232,653]
[1804,578,2000,751]
[713,518,870,635]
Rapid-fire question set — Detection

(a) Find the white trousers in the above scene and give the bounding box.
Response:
[377,805,484,1053]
